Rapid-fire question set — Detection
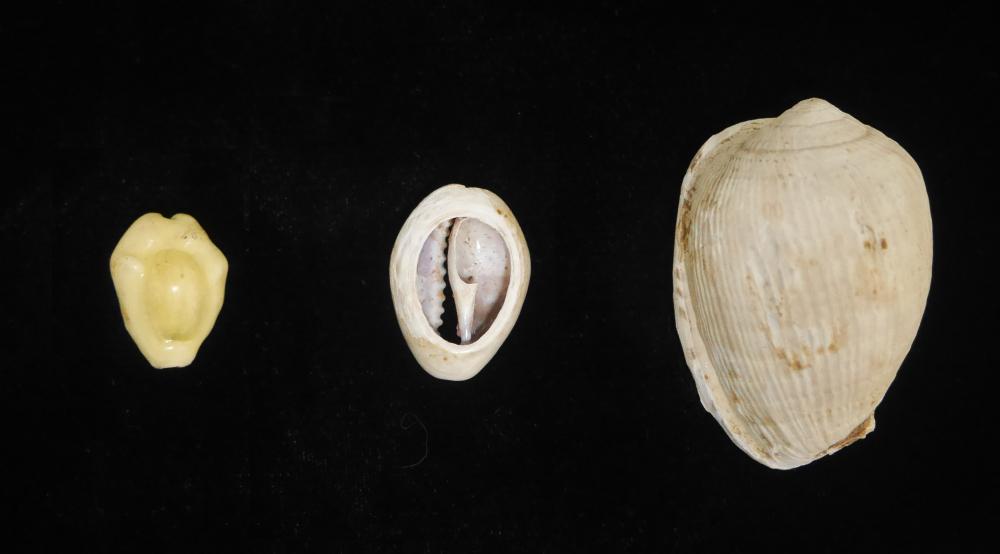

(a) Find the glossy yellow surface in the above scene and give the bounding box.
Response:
[110,213,228,368]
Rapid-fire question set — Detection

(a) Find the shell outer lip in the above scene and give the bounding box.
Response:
[389,184,531,381]
[109,212,229,369]
[674,120,778,464]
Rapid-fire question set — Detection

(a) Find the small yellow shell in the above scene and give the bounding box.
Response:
[673,99,932,469]
[110,213,228,368]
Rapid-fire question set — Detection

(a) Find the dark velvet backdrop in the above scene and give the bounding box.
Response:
[22,4,999,551]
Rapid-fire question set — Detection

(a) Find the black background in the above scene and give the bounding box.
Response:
[21,3,999,552]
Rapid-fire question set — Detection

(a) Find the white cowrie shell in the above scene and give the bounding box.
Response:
[390,185,531,380]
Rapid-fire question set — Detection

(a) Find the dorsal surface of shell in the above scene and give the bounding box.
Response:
[673,98,933,469]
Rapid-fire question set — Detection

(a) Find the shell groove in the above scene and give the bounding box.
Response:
[673,98,932,469]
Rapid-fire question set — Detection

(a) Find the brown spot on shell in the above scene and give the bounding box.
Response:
[864,240,873,250]
[817,327,843,354]
[678,197,694,254]
[830,324,845,352]
[775,347,810,371]
[880,238,888,250]
[826,415,874,453]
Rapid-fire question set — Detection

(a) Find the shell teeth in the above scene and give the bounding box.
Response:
[416,220,452,331]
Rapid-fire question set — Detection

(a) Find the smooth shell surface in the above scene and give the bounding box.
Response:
[673,98,932,469]
[390,185,530,380]
[110,213,228,368]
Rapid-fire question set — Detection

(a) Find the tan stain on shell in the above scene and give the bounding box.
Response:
[826,415,875,453]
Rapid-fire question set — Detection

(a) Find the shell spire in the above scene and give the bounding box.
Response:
[776,97,844,124]
[743,97,868,151]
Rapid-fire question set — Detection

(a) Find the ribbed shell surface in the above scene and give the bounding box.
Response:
[673,99,933,469]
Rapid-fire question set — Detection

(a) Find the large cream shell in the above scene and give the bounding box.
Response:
[390,185,530,380]
[110,213,228,369]
[673,98,932,469]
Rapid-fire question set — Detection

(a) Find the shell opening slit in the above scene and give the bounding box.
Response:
[416,217,510,345]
